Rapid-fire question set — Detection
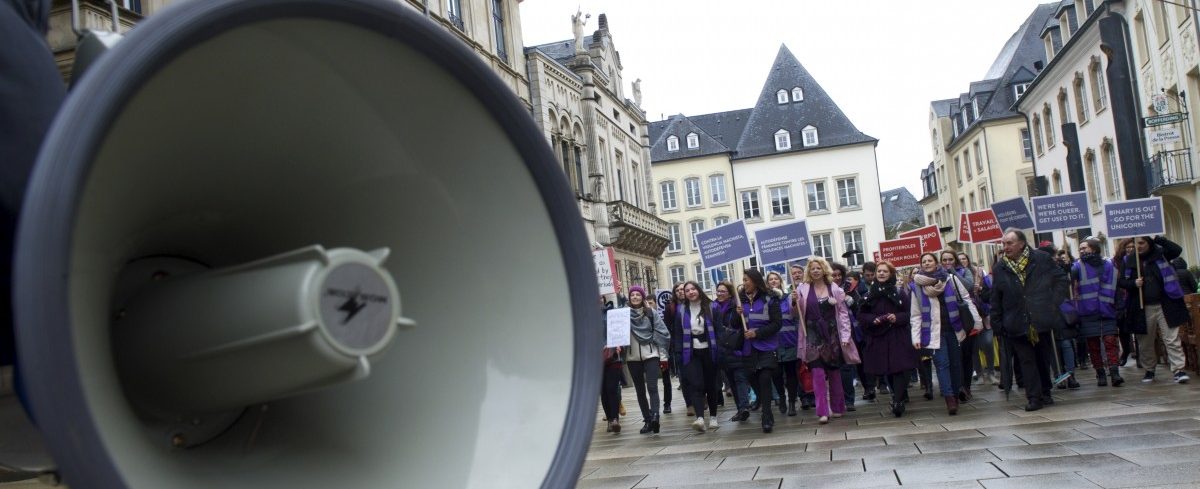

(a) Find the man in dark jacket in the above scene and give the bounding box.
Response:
[991,229,1070,411]
[1119,236,1191,384]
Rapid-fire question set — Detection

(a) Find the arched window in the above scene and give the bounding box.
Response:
[1032,115,1044,154]
[774,129,791,151]
[666,135,679,152]
[1073,74,1090,123]
[1043,104,1056,147]
[1090,57,1107,111]
[801,125,819,147]
[776,89,788,104]
[686,132,699,149]
[1058,89,1071,124]
[1084,150,1101,208]
[1102,140,1122,201]
[792,87,803,101]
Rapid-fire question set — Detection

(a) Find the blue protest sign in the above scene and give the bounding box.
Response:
[1031,191,1092,232]
[696,220,754,270]
[754,221,812,266]
[990,197,1035,231]
[1104,197,1165,238]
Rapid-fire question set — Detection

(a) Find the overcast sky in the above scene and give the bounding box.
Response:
[518,0,1053,198]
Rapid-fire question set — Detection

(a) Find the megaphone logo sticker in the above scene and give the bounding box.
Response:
[326,287,388,324]
[319,264,393,350]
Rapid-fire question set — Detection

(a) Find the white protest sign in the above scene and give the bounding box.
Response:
[606,307,631,347]
[593,248,616,295]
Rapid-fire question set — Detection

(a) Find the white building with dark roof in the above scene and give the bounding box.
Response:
[650,45,884,286]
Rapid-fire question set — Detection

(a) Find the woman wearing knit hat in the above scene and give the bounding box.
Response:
[625,285,671,434]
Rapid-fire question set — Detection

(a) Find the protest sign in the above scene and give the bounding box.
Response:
[654,289,672,313]
[605,307,631,347]
[899,224,944,254]
[1104,197,1165,238]
[958,213,972,243]
[593,248,616,295]
[1031,192,1091,232]
[878,236,923,268]
[696,220,754,269]
[755,221,812,265]
[990,197,1035,230]
[966,209,1003,243]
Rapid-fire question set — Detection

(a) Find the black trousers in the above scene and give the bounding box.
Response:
[600,366,623,421]
[627,359,662,419]
[1010,335,1053,402]
[960,333,977,391]
[889,371,910,403]
[660,358,673,405]
[772,359,800,404]
[685,350,720,417]
[747,350,777,426]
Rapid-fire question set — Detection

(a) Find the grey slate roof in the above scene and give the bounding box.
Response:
[880,187,924,229]
[530,39,578,66]
[931,99,956,117]
[733,45,876,160]
[648,114,732,163]
[943,2,1058,145]
[689,109,754,151]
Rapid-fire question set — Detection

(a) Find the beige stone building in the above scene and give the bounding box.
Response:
[921,3,1057,266]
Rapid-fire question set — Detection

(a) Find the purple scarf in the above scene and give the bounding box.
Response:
[912,269,963,347]
[677,302,718,365]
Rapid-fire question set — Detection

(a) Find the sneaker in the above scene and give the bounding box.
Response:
[708,418,719,430]
[1175,371,1190,384]
[1067,375,1080,389]
[818,415,829,424]
[1142,371,1156,383]
[691,417,706,433]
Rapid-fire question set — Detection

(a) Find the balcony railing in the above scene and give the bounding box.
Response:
[606,201,669,257]
[1147,148,1194,193]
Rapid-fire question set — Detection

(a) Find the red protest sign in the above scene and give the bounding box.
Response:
[967,209,1003,243]
[878,236,922,268]
[898,224,944,254]
[873,251,881,263]
[958,213,972,244]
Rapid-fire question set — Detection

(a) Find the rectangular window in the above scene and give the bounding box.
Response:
[709,175,727,204]
[842,229,863,267]
[713,216,730,227]
[616,168,624,201]
[695,263,713,292]
[685,178,702,207]
[1074,79,1090,123]
[979,185,990,207]
[669,266,685,286]
[954,157,963,186]
[1134,13,1150,63]
[964,150,973,180]
[969,192,977,211]
[1092,64,1108,111]
[1020,129,1033,160]
[973,141,983,174]
[491,0,508,63]
[689,220,705,251]
[741,190,761,219]
[775,131,791,151]
[446,0,464,30]
[836,178,858,208]
[667,223,681,252]
[806,181,828,212]
[770,186,792,216]
[812,233,833,261]
[1104,145,1123,201]
[1014,83,1029,100]
[660,181,677,210]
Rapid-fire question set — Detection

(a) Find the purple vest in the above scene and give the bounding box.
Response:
[742,295,778,354]
[777,294,798,349]
[1123,255,1186,300]
[1073,259,1117,318]
[676,303,718,365]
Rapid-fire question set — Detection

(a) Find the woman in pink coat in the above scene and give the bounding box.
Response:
[794,257,853,424]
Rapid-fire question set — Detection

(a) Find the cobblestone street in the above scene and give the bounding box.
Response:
[581,366,1200,489]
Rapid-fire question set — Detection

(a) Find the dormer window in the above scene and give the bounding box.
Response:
[1013,83,1029,100]
[776,90,788,104]
[774,129,791,151]
[792,87,803,102]
[971,98,980,119]
[802,125,818,147]
[686,132,699,149]
[666,135,679,152]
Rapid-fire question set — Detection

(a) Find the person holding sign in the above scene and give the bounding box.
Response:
[623,286,671,434]
[794,258,854,424]
[735,269,782,433]
[713,281,750,422]
[910,253,981,415]
[991,229,1069,412]
[1118,236,1191,385]
[858,261,916,417]
[1071,238,1125,388]
[675,281,723,433]
[767,271,801,417]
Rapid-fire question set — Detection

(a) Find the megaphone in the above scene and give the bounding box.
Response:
[10,0,601,487]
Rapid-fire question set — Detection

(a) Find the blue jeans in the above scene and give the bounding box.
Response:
[1056,338,1076,377]
[931,328,963,397]
[733,365,752,409]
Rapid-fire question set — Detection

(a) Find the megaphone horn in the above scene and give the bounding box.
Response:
[14,0,601,487]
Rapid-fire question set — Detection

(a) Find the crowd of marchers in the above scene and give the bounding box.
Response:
[599,229,1197,435]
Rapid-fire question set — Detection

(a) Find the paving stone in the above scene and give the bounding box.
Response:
[1079,461,1200,488]
[586,459,722,479]
[750,432,848,447]
[979,472,1102,489]
[987,443,1080,460]
[577,475,647,489]
[778,470,897,488]
[993,453,1136,477]
[805,437,886,451]
[831,443,919,460]
[1084,409,1200,427]
[884,428,981,444]
[891,482,985,489]
[864,448,1000,471]
[916,434,1028,454]
[630,449,715,465]
[1112,445,1200,466]
[844,424,948,440]
[1175,429,1200,440]
[753,459,865,479]
[1036,404,1172,422]
[656,440,755,455]
[940,415,1053,432]
[1060,433,1200,455]
[717,450,832,469]
[895,463,1007,484]
[1011,429,1093,444]
[706,443,809,460]
[1077,418,1200,438]
[654,479,784,489]
[634,467,759,488]
[977,419,1100,436]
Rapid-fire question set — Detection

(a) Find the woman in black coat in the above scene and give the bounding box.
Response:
[857,261,918,417]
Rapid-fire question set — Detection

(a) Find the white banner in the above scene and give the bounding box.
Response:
[1147,127,1183,145]
[606,307,631,347]
[593,248,616,295]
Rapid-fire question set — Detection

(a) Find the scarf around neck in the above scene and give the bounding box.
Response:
[629,306,656,343]
[866,278,902,308]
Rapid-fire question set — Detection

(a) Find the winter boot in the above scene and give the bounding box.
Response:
[1096,368,1107,387]
[1110,367,1125,387]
